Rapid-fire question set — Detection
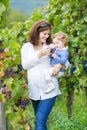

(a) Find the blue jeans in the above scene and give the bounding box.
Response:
[31,96,56,130]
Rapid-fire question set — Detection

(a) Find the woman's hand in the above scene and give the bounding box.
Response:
[38,47,50,58]
[52,64,62,76]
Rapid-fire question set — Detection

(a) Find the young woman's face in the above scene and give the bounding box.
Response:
[39,29,50,43]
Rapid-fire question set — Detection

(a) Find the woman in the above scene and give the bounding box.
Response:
[21,20,62,130]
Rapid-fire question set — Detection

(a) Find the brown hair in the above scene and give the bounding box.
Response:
[28,20,52,45]
[53,31,68,45]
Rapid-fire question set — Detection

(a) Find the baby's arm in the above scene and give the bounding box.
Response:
[55,50,69,65]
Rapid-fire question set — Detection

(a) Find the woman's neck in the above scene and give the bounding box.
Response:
[34,43,43,50]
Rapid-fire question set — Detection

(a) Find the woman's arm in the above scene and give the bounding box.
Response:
[21,43,50,70]
[21,43,40,70]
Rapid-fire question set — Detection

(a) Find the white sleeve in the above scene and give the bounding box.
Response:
[21,43,39,70]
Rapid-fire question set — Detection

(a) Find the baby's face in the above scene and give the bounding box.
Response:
[53,37,66,48]
[53,37,59,44]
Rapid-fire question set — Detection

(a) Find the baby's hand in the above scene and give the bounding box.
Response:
[51,53,56,58]
[49,44,55,49]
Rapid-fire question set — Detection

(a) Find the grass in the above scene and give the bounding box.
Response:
[48,89,87,130]
[28,89,87,130]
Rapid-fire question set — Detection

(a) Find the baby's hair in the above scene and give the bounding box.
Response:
[52,31,68,45]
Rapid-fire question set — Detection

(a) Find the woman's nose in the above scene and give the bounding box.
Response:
[45,34,49,38]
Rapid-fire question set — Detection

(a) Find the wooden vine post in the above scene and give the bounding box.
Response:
[0,103,7,130]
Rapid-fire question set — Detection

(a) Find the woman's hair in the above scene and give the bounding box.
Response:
[52,31,68,45]
[28,20,52,45]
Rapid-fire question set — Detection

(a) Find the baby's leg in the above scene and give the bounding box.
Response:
[43,67,53,80]
[42,68,55,93]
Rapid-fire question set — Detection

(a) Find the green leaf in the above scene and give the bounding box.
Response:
[84,17,87,22]
[73,67,80,76]
[0,0,9,10]
[0,3,5,15]
[3,77,14,87]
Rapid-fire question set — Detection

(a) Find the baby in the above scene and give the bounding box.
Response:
[43,31,69,93]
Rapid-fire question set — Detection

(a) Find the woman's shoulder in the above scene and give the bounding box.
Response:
[22,42,33,47]
[21,42,33,49]
[21,42,33,53]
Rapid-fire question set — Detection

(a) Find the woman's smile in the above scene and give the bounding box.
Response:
[39,29,50,43]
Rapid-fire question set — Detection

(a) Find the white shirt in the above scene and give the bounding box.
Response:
[21,42,61,100]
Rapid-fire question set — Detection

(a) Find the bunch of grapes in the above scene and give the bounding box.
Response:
[15,97,30,110]
[82,60,87,75]
[70,66,76,75]
[0,85,12,99]
[6,68,15,77]
[16,64,23,73]
[0,48,4,53]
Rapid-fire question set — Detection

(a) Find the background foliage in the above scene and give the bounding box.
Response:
[0,0,9,27]
[0,0,87,130]
[6,9,29,27]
